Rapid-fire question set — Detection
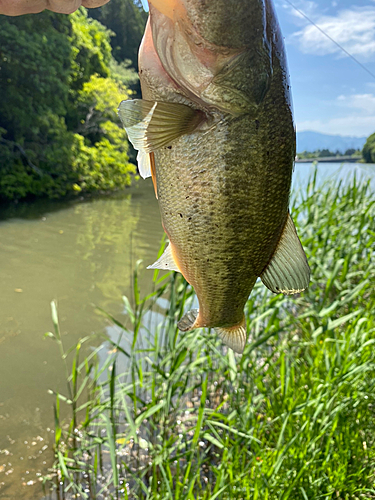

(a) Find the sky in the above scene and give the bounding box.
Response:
[273,0,375,137]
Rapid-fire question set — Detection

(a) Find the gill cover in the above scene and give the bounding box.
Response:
[148,0,272,114]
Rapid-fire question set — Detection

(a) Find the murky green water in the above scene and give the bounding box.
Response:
[0,163,373,499]
[0,179,163,499]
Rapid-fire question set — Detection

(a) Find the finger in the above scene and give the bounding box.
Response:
[46,0,82,14]
[82,0,110,8]
[0,0,48,16]
[0,0,109,16]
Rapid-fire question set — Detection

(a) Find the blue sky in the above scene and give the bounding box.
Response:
[273,0,375,137]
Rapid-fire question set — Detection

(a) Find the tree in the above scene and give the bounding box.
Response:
[0,12,71,143]
[68,8,112,91]
[0,9,136,201]
[362,132,375,163]
[317,149,335,158]
[89,0,147,69]
[69,74,136,192]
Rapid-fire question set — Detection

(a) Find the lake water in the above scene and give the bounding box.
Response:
[0,162,374,499]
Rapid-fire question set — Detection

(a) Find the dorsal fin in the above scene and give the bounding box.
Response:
[260,214,310,295]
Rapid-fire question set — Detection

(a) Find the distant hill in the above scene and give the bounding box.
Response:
[296,131,367,154]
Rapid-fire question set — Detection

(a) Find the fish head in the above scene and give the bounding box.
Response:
[140,0,283,115]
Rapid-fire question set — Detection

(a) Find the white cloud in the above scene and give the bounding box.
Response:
[336,93,375,113]
[290,6,375,59]
[297,93,375,136]
[280,0,321,24]
[297,116,374,136]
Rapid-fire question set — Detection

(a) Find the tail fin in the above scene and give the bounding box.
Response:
[178,309,247,354]
[215,317,247,354]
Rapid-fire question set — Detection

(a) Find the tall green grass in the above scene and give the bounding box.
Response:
[44,173,375,499]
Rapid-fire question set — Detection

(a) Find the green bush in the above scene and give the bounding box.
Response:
[362,132,375,163]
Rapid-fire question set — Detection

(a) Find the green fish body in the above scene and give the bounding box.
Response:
[119,0,310,353]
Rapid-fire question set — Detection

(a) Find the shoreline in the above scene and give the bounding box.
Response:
[295,156,362,163]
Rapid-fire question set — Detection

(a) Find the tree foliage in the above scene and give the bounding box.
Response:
[69,75,135,193]
[362,132,375,163]
[89,0,147,69]
[69,8,112,91]
[0,12,71,142]
[0,9,136,202]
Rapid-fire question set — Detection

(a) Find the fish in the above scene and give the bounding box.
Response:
[118,0,310,354]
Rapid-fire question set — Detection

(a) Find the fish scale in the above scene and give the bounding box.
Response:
[118,0,310,353]
[155,106,291,326]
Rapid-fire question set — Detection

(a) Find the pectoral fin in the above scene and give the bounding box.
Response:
[147,243,181,273]
[261,214,310,295]
[136,150,152,179]
[150,152,158,198]
[118,99,203,153]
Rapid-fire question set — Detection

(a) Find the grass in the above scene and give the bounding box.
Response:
[44,171,375,499]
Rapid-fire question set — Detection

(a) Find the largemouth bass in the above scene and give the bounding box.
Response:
[119,0,310,353]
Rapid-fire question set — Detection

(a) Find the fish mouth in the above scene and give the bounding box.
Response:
[139,18,213,114]
[144,1,255,113]
[142,0,273,115]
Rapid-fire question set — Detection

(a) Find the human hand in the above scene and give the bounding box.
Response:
[0,0,110,16]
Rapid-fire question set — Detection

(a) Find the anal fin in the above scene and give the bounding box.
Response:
[177,309,199,332]
[261,213,310,295]
[177,312,247,354]
[147,243,180,273]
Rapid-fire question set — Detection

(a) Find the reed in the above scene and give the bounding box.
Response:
[44,172,375,499]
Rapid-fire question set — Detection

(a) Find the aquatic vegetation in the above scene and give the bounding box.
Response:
[45,173,375,499]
